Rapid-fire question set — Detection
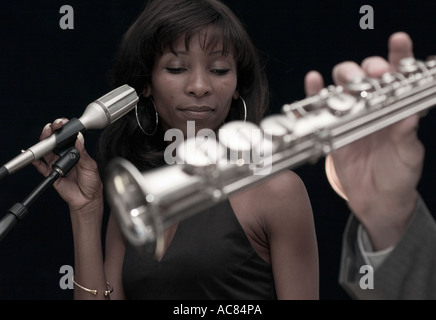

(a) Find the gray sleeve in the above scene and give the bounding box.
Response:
[339,196,436,299]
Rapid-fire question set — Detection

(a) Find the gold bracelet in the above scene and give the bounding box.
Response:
[72,275,114,297]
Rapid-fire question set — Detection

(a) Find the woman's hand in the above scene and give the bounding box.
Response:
[32,118,103,213]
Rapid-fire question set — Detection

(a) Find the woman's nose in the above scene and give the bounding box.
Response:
[185,70,212,97]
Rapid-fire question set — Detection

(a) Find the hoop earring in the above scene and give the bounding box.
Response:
[240,97,247,123]
[136,97,158,136]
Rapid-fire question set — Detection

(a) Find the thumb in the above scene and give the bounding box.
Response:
[75,132,100,174]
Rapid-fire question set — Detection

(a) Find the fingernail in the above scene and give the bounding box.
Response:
[54,119,66,125]
[43,123,51,132]
[77,132,85,146]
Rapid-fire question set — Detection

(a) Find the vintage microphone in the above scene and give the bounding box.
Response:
[0,84,139,240]
[0,84,138,181]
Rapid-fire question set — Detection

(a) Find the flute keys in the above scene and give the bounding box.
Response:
[346,76,374,93]
[425,56,436,68]
[218,121,274,175]
[397,57,418,74]
[326,92,358,116]
[260,114,295,150]
[380,72,397,85]
[219,121,261,166]
[176,136,226,168]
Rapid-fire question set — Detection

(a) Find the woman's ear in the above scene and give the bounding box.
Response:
[143,86,152,97]
[233,91,240,100]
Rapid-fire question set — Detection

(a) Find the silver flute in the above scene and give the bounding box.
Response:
[105,56,436,256]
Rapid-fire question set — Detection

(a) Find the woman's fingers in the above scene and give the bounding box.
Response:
[51,118,69,131]
[331,61,365,87]
[361,56,391,78]
[304,70,324,96]
[388,32,414,69]
[33,118,70,175]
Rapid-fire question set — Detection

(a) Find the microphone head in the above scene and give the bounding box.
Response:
[80,84,139,130]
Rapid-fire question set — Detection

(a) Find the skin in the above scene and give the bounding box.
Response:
[144,28,239,136]
[33,28,319,299]
[305,32,425,251]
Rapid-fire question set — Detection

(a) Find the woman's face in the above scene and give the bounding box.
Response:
[145,28,238,136]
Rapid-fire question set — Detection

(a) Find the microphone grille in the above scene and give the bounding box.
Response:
[98,85,139,123]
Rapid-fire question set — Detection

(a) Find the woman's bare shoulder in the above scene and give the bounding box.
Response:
[231,169,311,215]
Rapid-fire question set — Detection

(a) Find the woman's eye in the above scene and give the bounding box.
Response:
[212,69,230,75]
[166,67,186,74]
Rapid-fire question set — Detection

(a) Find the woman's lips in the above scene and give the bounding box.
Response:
[178,106,215,119]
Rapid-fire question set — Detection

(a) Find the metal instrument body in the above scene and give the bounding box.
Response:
[105,57,436,257]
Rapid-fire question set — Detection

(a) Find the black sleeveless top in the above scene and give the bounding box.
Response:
[122,200,276,299]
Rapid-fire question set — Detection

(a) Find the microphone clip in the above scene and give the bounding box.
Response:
[0,145,80,242]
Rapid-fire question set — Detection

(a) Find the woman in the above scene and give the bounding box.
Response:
[34,0,318,299]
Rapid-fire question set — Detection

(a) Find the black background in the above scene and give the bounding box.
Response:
[0,0,435,300]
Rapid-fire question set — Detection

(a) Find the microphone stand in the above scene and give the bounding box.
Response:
[0,145,80,241]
